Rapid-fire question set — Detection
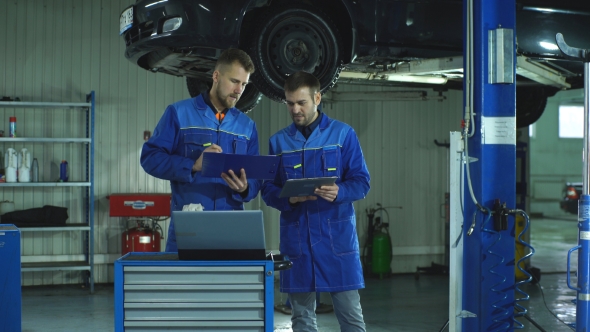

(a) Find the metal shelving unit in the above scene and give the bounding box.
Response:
[0,138,91,143]
[0,182,91,187]
[0,92,95,292]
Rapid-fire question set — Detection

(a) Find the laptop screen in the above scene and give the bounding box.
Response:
[172,210,266,261]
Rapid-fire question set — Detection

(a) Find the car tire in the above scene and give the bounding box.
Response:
[246,3,344,103]
[516,86,557,128]
[185,77,263,113]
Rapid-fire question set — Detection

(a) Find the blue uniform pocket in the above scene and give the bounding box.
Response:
[328,217,359,255]
[281,152,303,180]
[233,136,248,154]
[183,132,213,160]
[322,146,341,178]
[280,221,302,259]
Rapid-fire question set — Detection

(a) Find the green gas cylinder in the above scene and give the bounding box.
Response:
[371,231,392,278]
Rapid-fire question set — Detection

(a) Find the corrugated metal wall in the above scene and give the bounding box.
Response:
[296,84,462,273]
[1,0,463,285]
[529,89,584,217]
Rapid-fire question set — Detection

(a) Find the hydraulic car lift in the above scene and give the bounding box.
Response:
[450,1,590,331]
[449,0,518,330]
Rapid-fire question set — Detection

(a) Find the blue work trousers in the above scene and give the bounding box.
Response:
[288,290,366,332]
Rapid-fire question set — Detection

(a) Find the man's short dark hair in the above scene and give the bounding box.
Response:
[284,71,321,95]
[216,48,255,74]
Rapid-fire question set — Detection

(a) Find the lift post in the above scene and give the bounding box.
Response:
[556,33,590,332]
[459,0,517,330]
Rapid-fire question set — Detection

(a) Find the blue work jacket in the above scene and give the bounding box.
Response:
[140,93,261,252]
[261,113,370,293]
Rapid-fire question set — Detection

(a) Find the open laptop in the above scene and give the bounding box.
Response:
[172,210,266,261]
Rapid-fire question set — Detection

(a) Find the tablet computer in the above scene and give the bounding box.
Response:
[201,153,280,180]
[279,177,338,198]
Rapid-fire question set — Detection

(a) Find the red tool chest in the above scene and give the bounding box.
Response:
[109,193,171,217]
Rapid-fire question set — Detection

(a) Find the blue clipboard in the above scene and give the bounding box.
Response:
[201,152,280,180]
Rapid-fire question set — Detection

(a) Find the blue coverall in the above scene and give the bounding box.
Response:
[140,92,261,252]
[261,113,370,293]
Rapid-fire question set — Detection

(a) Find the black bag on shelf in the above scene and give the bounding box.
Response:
[0,205,69,227]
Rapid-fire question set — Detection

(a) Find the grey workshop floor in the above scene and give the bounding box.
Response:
[21,216,579,332]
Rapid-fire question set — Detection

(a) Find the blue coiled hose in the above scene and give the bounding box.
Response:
[513,210,535,329]
[481,208,512,331]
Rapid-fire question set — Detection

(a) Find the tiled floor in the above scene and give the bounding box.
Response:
[19,216,581,331]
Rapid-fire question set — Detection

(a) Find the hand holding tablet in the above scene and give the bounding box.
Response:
[279,177,338,198]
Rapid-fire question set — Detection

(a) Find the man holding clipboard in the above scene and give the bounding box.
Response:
[140,49,261,252]
[261,71,371,332]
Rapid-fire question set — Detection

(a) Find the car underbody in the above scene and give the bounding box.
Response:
[120,0,590,117]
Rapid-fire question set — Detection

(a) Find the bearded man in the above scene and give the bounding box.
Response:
[141,48,261,252]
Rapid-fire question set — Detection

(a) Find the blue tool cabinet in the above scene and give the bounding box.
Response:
[0,224,21,332]
[114,252,275,332]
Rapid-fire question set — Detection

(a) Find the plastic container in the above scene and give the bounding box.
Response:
[59,160,68,182]
[4,148,17,183]
[32,158,39,182]
[9,116,16,137]
[18,148,31,183]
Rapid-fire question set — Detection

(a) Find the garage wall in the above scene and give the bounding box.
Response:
[317,85,461,273]
[1,0,188,286]
[1,0,463,285]
[529,88,584,217]
[249,85,463,275]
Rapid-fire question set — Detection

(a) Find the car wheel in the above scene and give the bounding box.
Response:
[516,86,557,128]
[186,77,263,113]
[247,3,343,103]
[186,77,210,98]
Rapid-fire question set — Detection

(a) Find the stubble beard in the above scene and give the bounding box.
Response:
[216,89,239,109]
[291,113,308,126]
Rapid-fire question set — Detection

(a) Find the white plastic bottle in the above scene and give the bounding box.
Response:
[18,148,31,182]
[4,148,17,183]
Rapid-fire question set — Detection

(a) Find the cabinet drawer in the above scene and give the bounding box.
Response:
[124,284,264,303]
[123,320,263,332]
[124,302,264,321]
[123,266,264,285]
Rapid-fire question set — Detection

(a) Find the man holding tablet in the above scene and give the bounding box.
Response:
[261,71,371,332]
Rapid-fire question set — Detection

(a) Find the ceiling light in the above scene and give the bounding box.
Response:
[386,75,448,84]
[516,56,570,89]
[339,71,448,84]
[339,72,374,80]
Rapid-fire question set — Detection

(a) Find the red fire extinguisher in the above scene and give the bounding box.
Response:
[122,220,163,256]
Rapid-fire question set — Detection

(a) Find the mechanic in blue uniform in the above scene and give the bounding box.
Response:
[140,48,261,252]
[261,71,370,331]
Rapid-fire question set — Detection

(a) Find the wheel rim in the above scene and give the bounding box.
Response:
[264,17,333,90]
